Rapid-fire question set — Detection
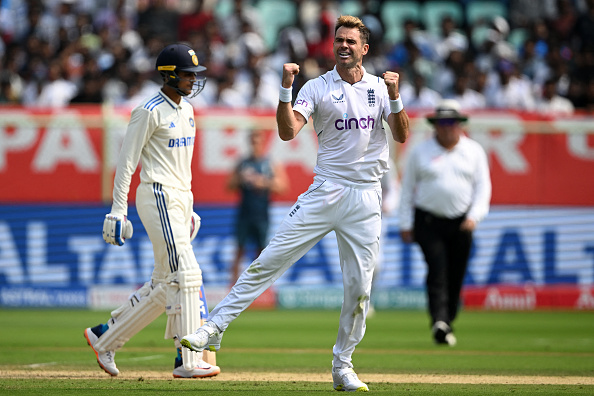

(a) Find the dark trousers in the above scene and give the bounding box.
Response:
[413,208,472,326]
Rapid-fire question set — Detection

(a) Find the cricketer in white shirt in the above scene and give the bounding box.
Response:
[195,16,410,388]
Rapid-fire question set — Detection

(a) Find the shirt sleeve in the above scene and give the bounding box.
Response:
[467,144,492,223]
[110,107,155,215]
[292,79,317,122]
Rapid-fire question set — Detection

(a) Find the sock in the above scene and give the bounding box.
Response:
[174,347,183,369]
[91,323,109,338]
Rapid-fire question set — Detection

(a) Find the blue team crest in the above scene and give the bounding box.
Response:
[189,118,195,127]
[367,89,375,107]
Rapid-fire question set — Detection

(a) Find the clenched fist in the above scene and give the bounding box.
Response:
[383,71,400,100]
[282,63,300,88]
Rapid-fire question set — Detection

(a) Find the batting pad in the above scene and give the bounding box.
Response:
[165,246,204,370]
[95,281,166,352]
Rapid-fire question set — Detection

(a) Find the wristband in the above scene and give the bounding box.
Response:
[390,97,404,113]
[279,85,292,103]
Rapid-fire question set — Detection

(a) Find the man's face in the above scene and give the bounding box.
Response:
[176,70,198,95]
[434,118,463,146]
[333,26,368,68]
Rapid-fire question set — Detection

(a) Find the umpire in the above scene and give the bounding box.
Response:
[398,99,491,346]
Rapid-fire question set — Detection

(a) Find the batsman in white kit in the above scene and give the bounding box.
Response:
[182,16,409,391]
[84,43,219,378]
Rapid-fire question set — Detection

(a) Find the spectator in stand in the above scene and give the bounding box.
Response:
[228,20,267,69]
[0,79,18,103]
[399,72,442,110]
[535,77,575,115]
[386,18,436,71]
[489,59,536,110]
[573,0,594,52]
[246,70,280,109]
[218,0,261,44]
[518,38,550,88]
[401,41,439,92]
[35,59,77,107]
[448,73,487,110]
[214,66,244,108]
[509,0,557,29]
[136,0,179,43]
[548,0,578,43]
[565,77,588,109]
[303,0,339,67]
[433,49,469,98]
[177,0,214,42]
[4,0,594,114]
[475,17,518,74]
[70,71,104,103]
[434,16,468,64]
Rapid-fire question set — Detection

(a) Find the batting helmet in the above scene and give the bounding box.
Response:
[156,43,206,98]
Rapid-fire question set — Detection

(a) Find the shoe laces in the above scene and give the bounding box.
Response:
[105,351,115,363]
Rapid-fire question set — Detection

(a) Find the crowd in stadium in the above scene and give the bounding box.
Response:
[0,0,593,113]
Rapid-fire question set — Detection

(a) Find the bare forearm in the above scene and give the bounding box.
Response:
[388,109,410,143]
[276,102,299,141]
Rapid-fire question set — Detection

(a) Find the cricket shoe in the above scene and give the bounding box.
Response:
[181,321,223,352]
[84,327,119,376]
[432,321,457,346]
[173,360,221,378]
[332,367,369,392]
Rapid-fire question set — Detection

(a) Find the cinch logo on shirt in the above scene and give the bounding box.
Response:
[335,114,376,131]
[168,136,195,147]
[295,99,309,107]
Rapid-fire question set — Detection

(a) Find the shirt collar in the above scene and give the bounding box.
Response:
[159,89,181,109]
[331,65,369,84]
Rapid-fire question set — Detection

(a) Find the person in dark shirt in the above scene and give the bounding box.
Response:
[227,130,288,284]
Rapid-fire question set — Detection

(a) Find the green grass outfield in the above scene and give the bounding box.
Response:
[0,308,593,394]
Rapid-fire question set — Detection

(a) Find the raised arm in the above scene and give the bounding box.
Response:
[276,63,307,141]
[383,71,409,143]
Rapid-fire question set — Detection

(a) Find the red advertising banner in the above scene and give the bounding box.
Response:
[0,106,593,205]
[0,106,104,202]
[462,285,594,310]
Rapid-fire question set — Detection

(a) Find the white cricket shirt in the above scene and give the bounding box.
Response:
[111,90,196,215]
[292,66,391,184]
[398,135,492,230]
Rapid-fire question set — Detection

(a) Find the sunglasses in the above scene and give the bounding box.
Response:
[435,118,460,126]
[435,119,459,126]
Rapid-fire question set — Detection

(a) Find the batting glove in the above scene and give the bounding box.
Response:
[103,214,134,246]
[190,212,201,242]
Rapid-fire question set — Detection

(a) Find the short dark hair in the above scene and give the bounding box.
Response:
[335,15,370,44]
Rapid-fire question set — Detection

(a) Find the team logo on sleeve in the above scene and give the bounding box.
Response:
[189,117,195,127]
[367,89,375,107]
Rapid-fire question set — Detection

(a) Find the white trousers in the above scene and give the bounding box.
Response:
[136,182,193,283]
[209,176,382,369]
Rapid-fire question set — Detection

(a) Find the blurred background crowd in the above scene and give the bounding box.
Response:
[0,0,593,114]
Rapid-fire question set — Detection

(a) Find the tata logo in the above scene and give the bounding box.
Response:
[332,93,345,103]
[335,113,376,131]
